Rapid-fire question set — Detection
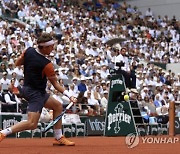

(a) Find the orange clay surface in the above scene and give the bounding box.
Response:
[0,136,180,154]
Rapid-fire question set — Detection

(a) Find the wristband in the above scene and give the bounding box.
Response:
[63,90,72,98]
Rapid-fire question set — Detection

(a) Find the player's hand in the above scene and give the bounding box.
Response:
[70,96,77,104]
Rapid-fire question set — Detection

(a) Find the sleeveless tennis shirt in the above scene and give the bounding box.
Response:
[24,47,51,91]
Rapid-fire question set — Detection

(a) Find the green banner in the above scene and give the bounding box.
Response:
[104,75,137,136]
[152,62,167,70]
[0,113,22,138]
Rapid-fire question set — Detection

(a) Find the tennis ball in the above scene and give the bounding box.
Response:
[124,95,129,101]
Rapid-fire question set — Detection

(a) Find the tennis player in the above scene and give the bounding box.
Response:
[0,33,76,146]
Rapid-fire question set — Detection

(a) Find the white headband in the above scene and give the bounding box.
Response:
[38,40,56,46]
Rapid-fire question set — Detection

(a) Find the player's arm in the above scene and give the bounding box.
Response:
[43,63,77,103]
[15,51,25,66]
[43,63,65,93]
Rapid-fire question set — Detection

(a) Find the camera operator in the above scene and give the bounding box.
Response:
[114,47,136,89]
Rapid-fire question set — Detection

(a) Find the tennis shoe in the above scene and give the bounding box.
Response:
[53,135,75,146]
[0,132,6,142]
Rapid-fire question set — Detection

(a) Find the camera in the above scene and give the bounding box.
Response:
[116,61,125,67]
[108,61,125,76]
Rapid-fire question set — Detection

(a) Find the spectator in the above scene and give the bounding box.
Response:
[141,87,150,100]
[80,64,89,77]
[0,63,7,73]
[0,72,10,88]
[13,65,23,77]
[76,92,89,115]
[59,68,69,79]
[69,84,79,98]
[6,62,14,75]
[11,72,19,87]
[72,65,81,80]
[71,77,79,93]
[1,55,8,67]
[86,91,100,116]
[145,8,153,17]
[3,85,21,112]
[142,96,157,121]
[100,90,108,114]
[129,88,139,100]
[92,85,102,103]
[17,78,24,96]
[78,76,87,93]
[100,65,109,79]
[154,95,162,108]
[9,78,19,96]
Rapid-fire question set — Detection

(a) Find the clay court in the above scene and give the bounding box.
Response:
[0,136,179,154]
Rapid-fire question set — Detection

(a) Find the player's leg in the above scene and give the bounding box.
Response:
[44,96,75,146]
[0,87,47,142]
[0,112,40,142]
[44,96,63,130]
[10,112,41,133]
[9,89,49,133]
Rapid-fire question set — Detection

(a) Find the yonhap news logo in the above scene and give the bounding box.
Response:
[125,133,139,148]
[125,133,180,148]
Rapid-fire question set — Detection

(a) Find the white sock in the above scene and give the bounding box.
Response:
[0,128,12,136]
[54,129,62,140]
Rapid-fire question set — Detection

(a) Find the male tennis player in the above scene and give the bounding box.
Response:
[0,33,76,146]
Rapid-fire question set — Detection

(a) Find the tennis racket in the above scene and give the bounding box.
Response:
[42,102,74,133]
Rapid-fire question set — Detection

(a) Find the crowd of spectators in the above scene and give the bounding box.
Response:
[0,0,179,122]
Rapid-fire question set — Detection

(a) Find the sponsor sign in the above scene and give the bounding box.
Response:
[86,116,105,136]
[0,113,22,138]
[104,75,136,136]
[105,102,136,136]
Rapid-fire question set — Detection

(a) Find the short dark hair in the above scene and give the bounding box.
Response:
[19,78,24,82]
[121,47,127,51]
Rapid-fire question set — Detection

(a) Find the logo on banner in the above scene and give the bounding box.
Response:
[111,79,123,88]
[88,119,105,131]
[86,117,105,135]
[3,118,19,129]
[107,103,131,134]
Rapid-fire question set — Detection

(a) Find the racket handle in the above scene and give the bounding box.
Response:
[66,102,74,110]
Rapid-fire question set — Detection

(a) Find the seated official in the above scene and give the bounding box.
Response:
[2,86,21,112]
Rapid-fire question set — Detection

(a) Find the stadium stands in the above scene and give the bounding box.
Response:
[0,0,179,131]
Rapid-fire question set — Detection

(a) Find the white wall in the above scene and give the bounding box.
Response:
[166,63,180,75]
[125,0,180,19]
